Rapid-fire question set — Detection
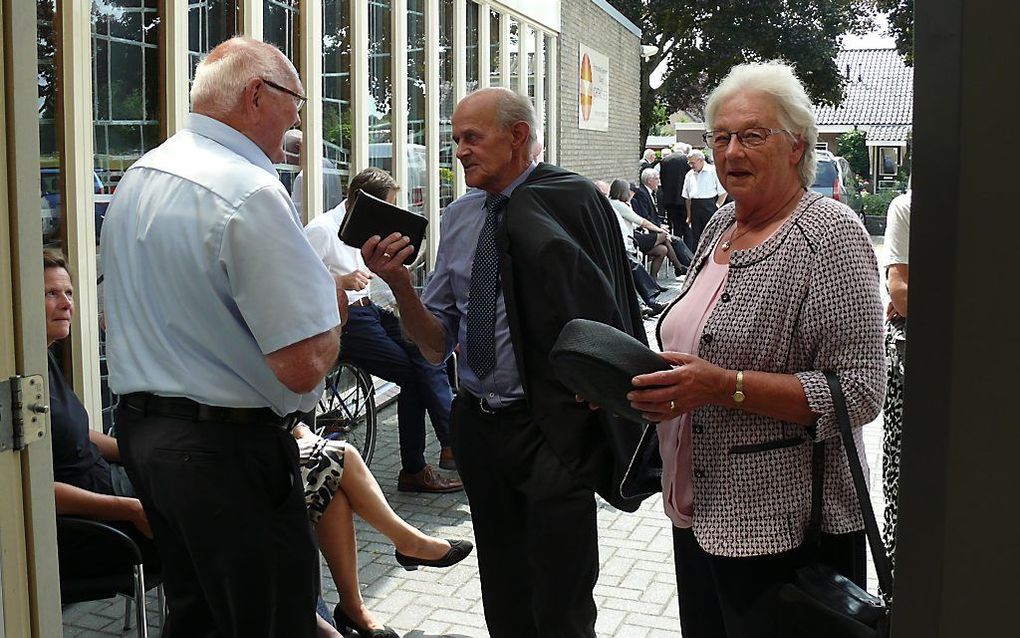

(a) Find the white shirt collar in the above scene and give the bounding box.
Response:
[185,113,279,178]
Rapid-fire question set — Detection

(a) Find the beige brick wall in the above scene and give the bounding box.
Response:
[556,0,641,184]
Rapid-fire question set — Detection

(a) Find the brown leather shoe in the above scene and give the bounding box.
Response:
[397,465,463,493]
[438,446,457,471]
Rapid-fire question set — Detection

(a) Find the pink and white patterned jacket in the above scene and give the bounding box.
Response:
[656,191,886,557]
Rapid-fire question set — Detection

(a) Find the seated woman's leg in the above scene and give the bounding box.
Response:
[300,434,457,632]
[645,244,667,278]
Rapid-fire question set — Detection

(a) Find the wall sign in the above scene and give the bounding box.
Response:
[578,44,609,131]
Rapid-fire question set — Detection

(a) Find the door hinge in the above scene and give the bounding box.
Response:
[0,375,48,452]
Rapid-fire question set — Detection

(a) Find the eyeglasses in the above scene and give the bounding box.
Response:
[703,127,793,150]
[261,78,307,110]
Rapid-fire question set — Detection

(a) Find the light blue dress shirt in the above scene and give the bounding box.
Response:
[422,162,537,407]
[100,113,340,416]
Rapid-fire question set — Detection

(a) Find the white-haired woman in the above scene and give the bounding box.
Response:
[626,62,885,637]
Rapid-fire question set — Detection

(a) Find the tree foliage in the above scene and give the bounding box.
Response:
[836,128,870,180]
[613,0,874,147]
[876,0,914,65]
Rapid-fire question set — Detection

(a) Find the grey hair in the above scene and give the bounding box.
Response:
[689,149,706,161]
[704,61,818,188]
[673,142,691,154]
[190,37,298,118]
[642,149,656,161]
[640,167,658,186]
[468,87,538,147]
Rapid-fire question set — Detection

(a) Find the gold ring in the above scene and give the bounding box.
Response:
[669,400,676,411]
[383,252,391,258]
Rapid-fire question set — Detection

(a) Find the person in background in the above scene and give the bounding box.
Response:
[43,250,160,585]
[626,62,885,637]
[595,179,667,317]
[880,185,910,602]
[659,143,693,249]
[631,169,692,278]
[100,37,343,637]
[608,178,685,284]
[365,87,649,637]
[682,149,728,253]
[640,148,658,177]
[284,129,344,216]
[304,167,462,492]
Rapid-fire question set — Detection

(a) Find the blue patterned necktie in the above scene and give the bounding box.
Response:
[466,193,509,378]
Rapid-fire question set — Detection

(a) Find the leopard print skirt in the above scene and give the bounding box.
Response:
[294,431,346,526]
[881,317,906,603]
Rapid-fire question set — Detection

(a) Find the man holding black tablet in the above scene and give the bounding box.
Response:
[362,88,651,638]
[304,167,462,492]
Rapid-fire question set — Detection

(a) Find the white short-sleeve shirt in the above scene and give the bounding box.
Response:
[681,164,726,199]
[304,199,370,303]
[100,113,340,416]
[884,192,911,267]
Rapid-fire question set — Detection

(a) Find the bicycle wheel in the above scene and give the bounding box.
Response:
[315,361,378,467]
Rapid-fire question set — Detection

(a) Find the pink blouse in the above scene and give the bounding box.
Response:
[656,250,729,528]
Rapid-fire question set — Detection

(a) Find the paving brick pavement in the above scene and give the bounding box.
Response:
[63,240,889,637]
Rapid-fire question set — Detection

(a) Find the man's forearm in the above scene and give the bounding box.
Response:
[390,281,448,364]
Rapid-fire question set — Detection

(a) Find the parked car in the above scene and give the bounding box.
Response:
[810,150,863,217]
[40,168,109,246]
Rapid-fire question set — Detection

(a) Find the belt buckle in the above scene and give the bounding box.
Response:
[478,396,496,415]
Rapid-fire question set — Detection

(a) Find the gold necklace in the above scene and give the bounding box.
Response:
[721,189,803,252]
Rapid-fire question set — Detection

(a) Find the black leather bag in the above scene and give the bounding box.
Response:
[775,372,893,637]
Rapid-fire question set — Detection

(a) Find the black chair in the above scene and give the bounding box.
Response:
[57,516,164,637]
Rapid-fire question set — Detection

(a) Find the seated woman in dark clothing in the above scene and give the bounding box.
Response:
[44,249,159,580]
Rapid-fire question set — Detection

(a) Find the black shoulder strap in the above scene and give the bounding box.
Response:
[822,371,895,595]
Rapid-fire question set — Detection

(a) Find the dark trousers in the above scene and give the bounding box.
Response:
[117,407,318,638]
[452,395,598,638]
[688,198,719,253]
[665,203,691,248]
[672,527,866,638]
[629,257,661,305]
[341,302,453,472]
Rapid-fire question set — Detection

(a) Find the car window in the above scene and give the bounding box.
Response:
[812,160,838,187]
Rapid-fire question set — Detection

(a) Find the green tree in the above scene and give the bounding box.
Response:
[836,128,869,179]
[876,0,914,65]
[613,0,874,147]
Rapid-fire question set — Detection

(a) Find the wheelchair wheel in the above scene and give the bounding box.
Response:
[315,361,378,467]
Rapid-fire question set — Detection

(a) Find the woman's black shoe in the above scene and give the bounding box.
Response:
[332,604,399,638]
[394,539,473,571]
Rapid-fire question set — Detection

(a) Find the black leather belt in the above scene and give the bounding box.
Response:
[121,393,296,428]
[350,297,373,307]
[461,391,528,417]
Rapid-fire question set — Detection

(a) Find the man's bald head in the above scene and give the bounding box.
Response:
[191,37,298,119]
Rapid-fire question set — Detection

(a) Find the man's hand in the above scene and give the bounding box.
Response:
[362,233,415,289]
[339,270,372,291]
[124,497,153,539]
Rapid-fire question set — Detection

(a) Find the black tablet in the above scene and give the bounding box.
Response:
[338,189,428,256]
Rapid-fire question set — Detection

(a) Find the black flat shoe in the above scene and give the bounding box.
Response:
[394,539,473,571]
[333,603,399,638]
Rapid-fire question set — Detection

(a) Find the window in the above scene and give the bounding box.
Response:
[265,0,300,195]
[466,1,479,93]
[439,0,454,210]
[488,9,500,87]
[92,0,162,193]
[38,0,62,249]
[508,18,519,91]
[187,1,239,82]
[322,0,352,210]
[880,147,899,177]
[368,0,393,173]
[407,0,426,214]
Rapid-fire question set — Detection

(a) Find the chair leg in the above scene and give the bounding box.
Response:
[123,595,132,630]
[158,584,167,627]
[133,564,149,638]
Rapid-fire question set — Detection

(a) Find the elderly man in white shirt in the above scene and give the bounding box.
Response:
[682,149,728,251]
[305,167,462,493]
[101,37,343,637]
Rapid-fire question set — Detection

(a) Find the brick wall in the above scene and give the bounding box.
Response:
[556,0,641,184]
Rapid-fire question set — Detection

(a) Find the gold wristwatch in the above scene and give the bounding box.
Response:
[732,370,746,403]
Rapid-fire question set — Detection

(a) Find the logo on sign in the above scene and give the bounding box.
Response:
[580,53,593,122]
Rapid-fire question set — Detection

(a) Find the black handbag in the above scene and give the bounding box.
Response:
[775,372,893,637]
